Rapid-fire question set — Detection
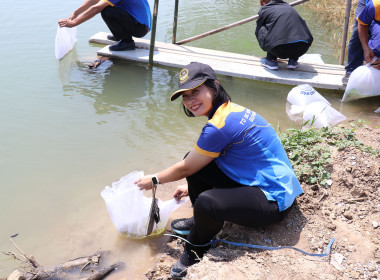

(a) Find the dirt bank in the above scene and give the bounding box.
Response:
[145,121,380,280]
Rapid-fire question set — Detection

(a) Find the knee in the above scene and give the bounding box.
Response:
[101,6,113,20]
[193,192,217,217]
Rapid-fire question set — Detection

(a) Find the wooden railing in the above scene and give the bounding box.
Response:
[149,0,353,67]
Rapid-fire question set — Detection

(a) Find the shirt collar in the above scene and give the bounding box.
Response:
[208,101,226,119]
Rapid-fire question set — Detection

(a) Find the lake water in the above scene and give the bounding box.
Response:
[1,0,379,278]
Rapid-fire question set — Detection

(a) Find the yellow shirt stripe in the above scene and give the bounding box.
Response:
[103,0,114,7]
[194,145,219,158]
[208,102,245,129]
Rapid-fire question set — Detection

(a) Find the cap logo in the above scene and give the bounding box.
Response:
[179,69,189,84]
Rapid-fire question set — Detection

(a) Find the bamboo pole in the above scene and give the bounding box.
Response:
[175,0,310,45]
[339,0,353,65]
[172,0,179,44]
[149,0,159,67]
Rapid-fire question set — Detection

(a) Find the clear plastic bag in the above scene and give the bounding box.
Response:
[55,25,77,60]
[286,84,346,128]
[303,101,347,128]
[342,64,380,102]
[100,171,187,238]
[287,84,331,109]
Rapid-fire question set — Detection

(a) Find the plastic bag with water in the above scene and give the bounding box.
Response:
[55,25,77,60]
[303,101,347,128]
[342,62,380,102]
[100,171,187,238]
[286,84,346,128]
[287,84,331,114]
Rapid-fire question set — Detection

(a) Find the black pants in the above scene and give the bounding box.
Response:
[186,159,291,248]
[101,6,149,42]
[267,41,311,61]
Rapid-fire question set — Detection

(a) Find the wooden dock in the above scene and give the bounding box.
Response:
[89,32,346,91]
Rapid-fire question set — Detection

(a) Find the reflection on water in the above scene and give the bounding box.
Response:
[1,0,379,278]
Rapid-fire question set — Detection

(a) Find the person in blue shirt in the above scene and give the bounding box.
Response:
[357,0,380,69]
[343,0,368,85]
[58,0,152,51]
[135,62,303,279]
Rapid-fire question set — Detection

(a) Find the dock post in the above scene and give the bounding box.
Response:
[149,0,159,67]
[339,0,352,65]
[172,0,179,44]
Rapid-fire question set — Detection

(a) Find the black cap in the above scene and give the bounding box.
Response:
[170,62,217,101]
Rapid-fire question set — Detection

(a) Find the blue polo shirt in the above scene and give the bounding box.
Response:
[104,0,152,29]
[195,101,303,212]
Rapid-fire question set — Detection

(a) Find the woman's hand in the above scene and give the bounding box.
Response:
[134,175,154,191]
[173,184,189,200]
[58,18,75,28]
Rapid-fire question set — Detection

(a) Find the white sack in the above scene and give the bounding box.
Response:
[303,101,347,128]
[55,25,77,60]
[101,171,187,239]
[287,84,331,110]
[342,65,380,102]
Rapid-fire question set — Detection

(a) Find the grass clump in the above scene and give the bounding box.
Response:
[279,120,380,186]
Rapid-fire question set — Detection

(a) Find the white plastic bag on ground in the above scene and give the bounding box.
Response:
[342,64,380,102]
[286,84,346,127]
[287,84,331,110]
[55,25,77,60]
[100,171,187,238]
[303,101,347,128]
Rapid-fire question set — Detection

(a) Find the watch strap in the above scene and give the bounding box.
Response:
[152,175,160,185]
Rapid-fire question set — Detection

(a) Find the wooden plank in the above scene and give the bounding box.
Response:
[89,32,346,91]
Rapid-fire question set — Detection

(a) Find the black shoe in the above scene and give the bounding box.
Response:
[170,259,189,279]
[171,217,195,235]
[287,59,299,69]
[342,72,351,86]
[170,247,200,279]
[109,40,136,51]
[260,57,279,70]
[107,34,119,41]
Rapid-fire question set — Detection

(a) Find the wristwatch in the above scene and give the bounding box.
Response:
[152,175,160,185]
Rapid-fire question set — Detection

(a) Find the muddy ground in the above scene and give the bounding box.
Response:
[144,122,380,280]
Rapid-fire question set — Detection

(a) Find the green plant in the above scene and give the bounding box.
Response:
[279,121,380,186]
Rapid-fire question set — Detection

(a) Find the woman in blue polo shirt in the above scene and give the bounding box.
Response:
[135,62,303,279]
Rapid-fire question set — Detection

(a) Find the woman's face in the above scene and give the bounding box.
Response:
[181,83,214,117]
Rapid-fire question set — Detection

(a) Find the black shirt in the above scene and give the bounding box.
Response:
[255,0,313,52]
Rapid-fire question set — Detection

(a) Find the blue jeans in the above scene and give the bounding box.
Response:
[345,0,367,74]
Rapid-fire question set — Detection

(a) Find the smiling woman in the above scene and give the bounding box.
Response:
[181,84,214,117]
[134,62,304,279]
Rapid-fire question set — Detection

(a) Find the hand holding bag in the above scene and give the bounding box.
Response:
[101,171,187,238]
